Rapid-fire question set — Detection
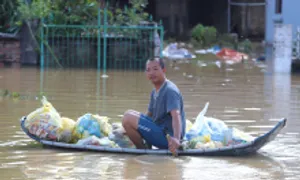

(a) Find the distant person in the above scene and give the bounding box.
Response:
[122,57,186,154]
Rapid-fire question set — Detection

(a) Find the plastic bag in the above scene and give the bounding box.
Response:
[108,122,135,148]
[72,113,112,140]
[186,119,193,132]
[216,48,249,63]
[162,43,196,59]
[187,135,211,149]
[94,114,112,137]
[185,102,228,142]
[188,139,224,149]
[25,96,62,141]
[109,133,135,148]
[232,127,255,143]
[56,117,76,143]
[76,136,118,148]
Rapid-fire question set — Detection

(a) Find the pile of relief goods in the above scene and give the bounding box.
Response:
[23,96,255,150]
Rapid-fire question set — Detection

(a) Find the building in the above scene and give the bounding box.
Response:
[149,0,265,40]
[150,0,228,39]
[265,0,300,44]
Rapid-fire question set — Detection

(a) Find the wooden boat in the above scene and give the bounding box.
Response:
[20,116,287,156]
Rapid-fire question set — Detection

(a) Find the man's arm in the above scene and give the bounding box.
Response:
[170,109,182,140]
[166,90,183,153]
[147,90,154,117]
[146,111,153,117]
[166,90,182,140]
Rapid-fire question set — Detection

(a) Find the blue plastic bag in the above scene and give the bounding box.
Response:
[73,113,102,139]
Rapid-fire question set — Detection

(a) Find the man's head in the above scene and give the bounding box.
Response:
[145,57,166,85]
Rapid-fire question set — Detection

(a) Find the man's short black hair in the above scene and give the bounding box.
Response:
[146,57,165,69]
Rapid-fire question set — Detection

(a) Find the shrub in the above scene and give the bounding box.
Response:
[191,24,217,48]
[217,33,238,49]
[238,39,252,54]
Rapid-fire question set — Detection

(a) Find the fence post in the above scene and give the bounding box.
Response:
[159,20,164,58]
[97,8,101,70]
[40,18,44,69]
[103,7,108,75]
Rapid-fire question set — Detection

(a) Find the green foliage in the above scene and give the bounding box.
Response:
[238,39,252,54]
[190,24,254,54]
[0,0,20,33]
[17,0,51,21]
[191,24,205,43]
[0,89,47,101]
[217,33,238,49]
[110,0,150,26]
[0,89,9,97]
[1,0,153,35]
[191,24,217,48]
[11,92,20,98]
[49,0,101,25]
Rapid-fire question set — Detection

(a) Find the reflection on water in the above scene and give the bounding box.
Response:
[1,59,300,179]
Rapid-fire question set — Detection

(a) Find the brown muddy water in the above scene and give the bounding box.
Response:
[0,60,300,180]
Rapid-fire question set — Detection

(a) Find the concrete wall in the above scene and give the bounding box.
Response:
[155,0,188,39]
[155,0,228,39]
[229,0,265,39]
[266,0,300,44]
[0,38,20,64]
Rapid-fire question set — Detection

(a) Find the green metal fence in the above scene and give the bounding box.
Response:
[40,8,164,72]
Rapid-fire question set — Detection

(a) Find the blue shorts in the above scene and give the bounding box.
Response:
[137,114,169,149]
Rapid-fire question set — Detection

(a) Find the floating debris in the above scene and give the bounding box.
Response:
[101,74,109,78]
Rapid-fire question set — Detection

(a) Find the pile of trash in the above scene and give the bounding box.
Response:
[195,46,249,63]
[24,96,255,150]
[163,42,249,64]
[162,43,196,59]
[195,45,221,55]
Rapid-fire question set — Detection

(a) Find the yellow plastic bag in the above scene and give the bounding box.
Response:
[232,127,255,143]
[187,135,211,149]
[25,96,62,141]
[56,117,77,143]
[186,119,193,132]
[93,114,112,137]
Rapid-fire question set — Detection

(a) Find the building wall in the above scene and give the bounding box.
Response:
[155,0,188,39]
[154,0,265,40]
[230,0,265,39]
[212,0,229,34]
[266,0,300,44]
[0,38,20,64]
[155,0,228,39]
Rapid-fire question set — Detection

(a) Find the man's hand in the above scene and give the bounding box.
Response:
[167,135,181,155]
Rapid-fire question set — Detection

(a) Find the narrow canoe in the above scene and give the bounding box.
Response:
[20,116,287,156]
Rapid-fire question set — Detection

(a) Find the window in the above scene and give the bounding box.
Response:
[275,0,282,14]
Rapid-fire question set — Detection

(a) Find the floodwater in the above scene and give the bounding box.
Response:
[0,59,300,180]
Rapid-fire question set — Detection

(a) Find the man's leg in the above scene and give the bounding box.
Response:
[122,110,146,149]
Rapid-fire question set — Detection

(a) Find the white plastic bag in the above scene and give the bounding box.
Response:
[76,136,118,148]
[162,43,196,59]
[185,102,229,142]
[108,123,135,148]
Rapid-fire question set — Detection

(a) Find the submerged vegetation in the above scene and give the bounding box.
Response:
[0,89,46,101]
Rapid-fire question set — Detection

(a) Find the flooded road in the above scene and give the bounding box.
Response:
[0,60,300,180]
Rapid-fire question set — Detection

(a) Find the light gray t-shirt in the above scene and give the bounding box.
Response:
[148,79,186,139]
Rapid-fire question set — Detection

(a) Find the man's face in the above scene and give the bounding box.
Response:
[145,60,166,84]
